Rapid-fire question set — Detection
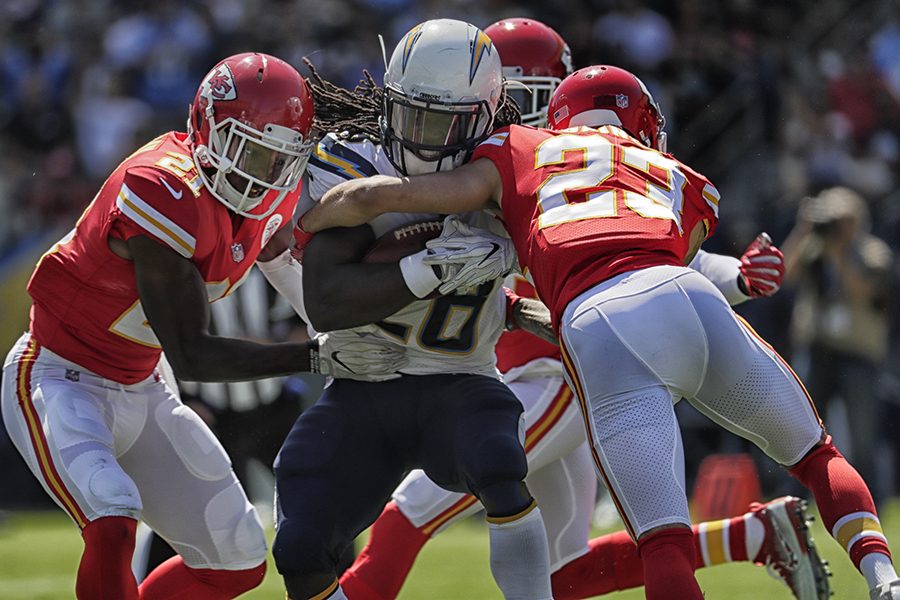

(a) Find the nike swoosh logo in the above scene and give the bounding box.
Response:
[478,243,500,265]
[159,178,183,200]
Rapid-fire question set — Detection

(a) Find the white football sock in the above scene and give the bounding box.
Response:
[861,552,898,590]
[487,505,553,600]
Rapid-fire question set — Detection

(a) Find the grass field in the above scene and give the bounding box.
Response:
[2,502,897,599]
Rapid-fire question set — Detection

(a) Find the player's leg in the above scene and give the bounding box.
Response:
[683,272,898,597]
[114,382,266,600]
[273,379,411,600]
[339,472,478,600]
[342,374,579,600]
[421,373,552,600]
[558,267,714,600]
[1,335,143,599]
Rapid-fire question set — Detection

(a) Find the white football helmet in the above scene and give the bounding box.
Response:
[381,19,504,175]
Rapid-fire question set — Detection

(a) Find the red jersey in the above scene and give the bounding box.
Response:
[495,274,561,373]
[471,124,719,330]
[28,131,298,384]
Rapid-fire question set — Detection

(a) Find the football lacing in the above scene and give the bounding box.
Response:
[394,221,442,239]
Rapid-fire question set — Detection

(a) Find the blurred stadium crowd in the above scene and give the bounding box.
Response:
[1,0,899,501]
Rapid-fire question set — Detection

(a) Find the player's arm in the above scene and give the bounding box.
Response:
[505,288,557,345]
[689,235,785,305]
[301,224,422,332]
[301,159,501,232]
[127,234,405,381]
[256,224,310,323]
[128,234,314,381]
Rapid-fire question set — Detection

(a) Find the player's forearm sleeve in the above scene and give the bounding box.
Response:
[689,249,751,306]
[256,248,309,323]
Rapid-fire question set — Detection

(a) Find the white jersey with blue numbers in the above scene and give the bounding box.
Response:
[305,133,509,379]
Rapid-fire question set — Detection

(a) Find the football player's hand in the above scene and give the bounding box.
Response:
[311,333,407,380]
[424,216,517,294]
[738,233,785,298]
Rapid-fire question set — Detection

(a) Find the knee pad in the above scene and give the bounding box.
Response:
[467,433,528,493]
[67,453,141,518]
[157,403,232,481]
[272,517,335,576]
[477,480,533,518]
[204,485,267,568]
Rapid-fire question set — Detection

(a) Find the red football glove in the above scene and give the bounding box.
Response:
[738,233,784,298]
[291,216,314,262]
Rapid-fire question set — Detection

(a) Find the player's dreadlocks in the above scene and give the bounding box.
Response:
[303,58,382,142]
[303,57,522,143]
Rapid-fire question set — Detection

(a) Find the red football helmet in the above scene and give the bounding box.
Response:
[547,65,667,151]
[485,18,572,126]
[188,52,315,219]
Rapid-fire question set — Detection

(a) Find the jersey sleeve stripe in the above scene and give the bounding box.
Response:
[702,184,720,217]
[117,184,196,258]
[480,132,509,147]
[310,142,378,180]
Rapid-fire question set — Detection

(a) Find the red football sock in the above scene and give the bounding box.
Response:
[77,516,139,600]
[789,436,892,569]
[637,528,704,600]
[340,502,429,600]
[551,530,642,599]
[138,556,265,599]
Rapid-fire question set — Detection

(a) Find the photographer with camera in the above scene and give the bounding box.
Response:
[783,186,894,502]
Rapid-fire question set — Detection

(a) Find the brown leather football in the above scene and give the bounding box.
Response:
[362,220,444,263]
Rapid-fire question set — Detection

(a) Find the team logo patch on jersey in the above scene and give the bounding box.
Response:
[469,29,493,84]
[261,214,283,248]
[205,64,237,101]
[231,242,245,262]
[616,93,629,109]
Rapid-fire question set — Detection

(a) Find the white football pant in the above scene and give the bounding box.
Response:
[558,265,824,539]
[1,333,267,570]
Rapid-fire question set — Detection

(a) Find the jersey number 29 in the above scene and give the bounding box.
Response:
[535,134,686,232]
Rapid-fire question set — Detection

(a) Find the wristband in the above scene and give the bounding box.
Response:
[306,339,321,374]
[503,287,523,331]
[399,249,442,298]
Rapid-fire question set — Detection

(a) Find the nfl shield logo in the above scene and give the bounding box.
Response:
[231,242,245,262]
[616,94,629,109]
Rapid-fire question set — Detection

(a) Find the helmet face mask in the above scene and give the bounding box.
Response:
[381,19,504,176]
[189,53,314,219]
[201,114,312,216]
[504,71,562,127]
[381,85,495,174]
[486,18,573,127]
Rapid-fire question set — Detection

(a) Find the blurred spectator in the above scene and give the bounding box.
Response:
[783,186,894,501]
[74,68,153,179]
[592,0,675,73]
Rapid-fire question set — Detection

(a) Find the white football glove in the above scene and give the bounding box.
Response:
[310,333,406,381]
[423,216,517,295]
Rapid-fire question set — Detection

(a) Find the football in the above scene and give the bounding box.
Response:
[362,220,444,263]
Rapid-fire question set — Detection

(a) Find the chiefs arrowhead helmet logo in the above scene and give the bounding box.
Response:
[205,64,237,101]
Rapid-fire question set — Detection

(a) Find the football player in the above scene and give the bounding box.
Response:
[0,53,404,600]
[265,19,554,600]
[302,64,900,600]
[334,17,827,600]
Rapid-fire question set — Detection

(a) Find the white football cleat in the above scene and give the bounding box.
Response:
[871,580,900,600]
[751,496,832,600]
